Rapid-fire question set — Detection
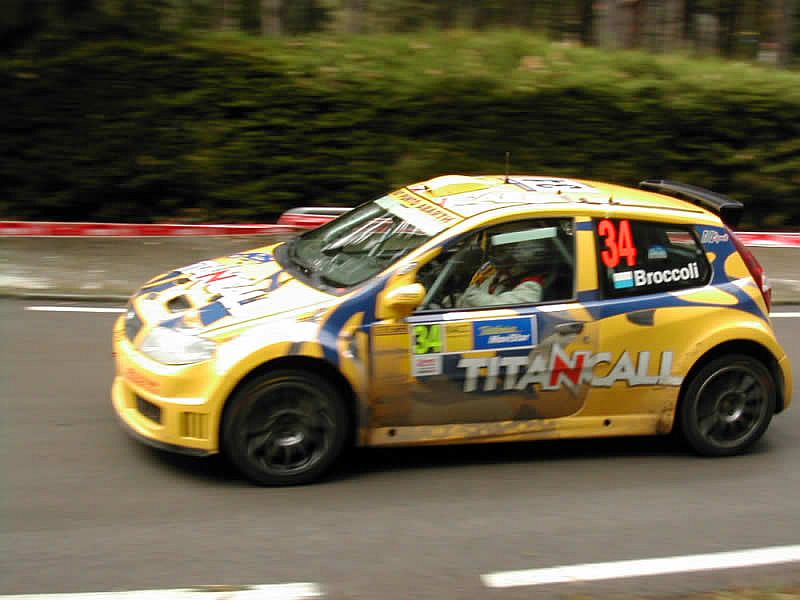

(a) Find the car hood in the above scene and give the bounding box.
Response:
[131,244,337,335]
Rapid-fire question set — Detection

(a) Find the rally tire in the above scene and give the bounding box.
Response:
[221,369,350,486]
[679,354,775,457]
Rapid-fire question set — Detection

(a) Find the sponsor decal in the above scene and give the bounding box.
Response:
[474,317,536,350]
[647,245,668,260]
[413,354,443,377]
[444,322,474,352]
[390,189,461,226]
[614,262,700,289]
[435,188,529,213]
[230,251,274,263]
[124,366,160,394]
[412,317,538,357]
[374,324,409,336]
[701,230,730,244]
[457,345,682,393]
[634,262,700,286]
[177,258,293,318]
[612,271,634,289]
[214,272,293,317]
[509,177,599,193]
[182,261,251,290]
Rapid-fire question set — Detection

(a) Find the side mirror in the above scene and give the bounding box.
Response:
[379,283,426,320]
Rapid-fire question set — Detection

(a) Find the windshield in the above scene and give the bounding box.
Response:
[285,192,460,288]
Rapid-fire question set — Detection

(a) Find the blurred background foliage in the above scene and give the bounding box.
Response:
[1,0,799,226]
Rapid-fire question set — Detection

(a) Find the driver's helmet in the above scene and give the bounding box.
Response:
[488,225,553,274]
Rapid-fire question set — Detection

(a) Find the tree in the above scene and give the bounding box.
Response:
[219,0,238,30]
[344,0,367,33]
[605,0,645,48]
[776,0,794,64]
[578,0,595,45]
[260,0,282,34]
[663,0,685,50]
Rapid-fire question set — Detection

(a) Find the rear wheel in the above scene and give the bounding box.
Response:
[679,354,775,457]
[222,370,349,485]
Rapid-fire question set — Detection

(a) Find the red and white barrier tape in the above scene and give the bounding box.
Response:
[0,222,300,237]
[733,232,800,248]
[0,220,798,247]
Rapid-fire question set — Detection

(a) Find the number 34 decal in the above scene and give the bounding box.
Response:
[414,324,442,355]
[598,219,638,268]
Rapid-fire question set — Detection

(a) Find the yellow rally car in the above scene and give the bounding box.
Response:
[112,175,793,485]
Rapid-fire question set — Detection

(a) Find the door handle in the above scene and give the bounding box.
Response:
[555,321,584,335]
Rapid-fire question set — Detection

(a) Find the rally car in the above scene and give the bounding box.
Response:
[112,175,792,485]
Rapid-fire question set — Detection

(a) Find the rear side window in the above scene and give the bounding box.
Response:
[595,218,710,296]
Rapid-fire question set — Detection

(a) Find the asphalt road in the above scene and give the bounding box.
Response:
[2,298,799,599]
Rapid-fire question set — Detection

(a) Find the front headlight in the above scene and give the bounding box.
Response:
[139,326,217,365]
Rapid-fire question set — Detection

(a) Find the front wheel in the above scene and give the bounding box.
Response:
[679,354,775,457]
[221,370,349,485]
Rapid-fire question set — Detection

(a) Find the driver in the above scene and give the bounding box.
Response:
[458,226,548,307]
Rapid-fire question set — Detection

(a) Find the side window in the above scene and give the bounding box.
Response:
[416,218,575,311]
[595,218,710,296]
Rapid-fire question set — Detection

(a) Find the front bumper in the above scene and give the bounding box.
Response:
[112,382,212,457]
[112,320,223,455]
[112,377,217,455]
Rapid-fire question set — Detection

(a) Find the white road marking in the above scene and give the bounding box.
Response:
[25,306,126,313]
[0,583,323,600]
[771,312,800,318]
[481,544,800,588]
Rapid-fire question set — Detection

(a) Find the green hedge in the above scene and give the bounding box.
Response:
[2,32,800,226]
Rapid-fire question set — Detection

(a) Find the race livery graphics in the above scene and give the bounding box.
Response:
[701,230,730,244]
[411,317,537,356]
[613,262,702,289]
[112,174,792,485]
[457,346,682,394]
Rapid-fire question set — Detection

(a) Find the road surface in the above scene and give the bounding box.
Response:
[2,299,799,599]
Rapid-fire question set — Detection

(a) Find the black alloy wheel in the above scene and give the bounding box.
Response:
[679,354,775,457]
[222,370,349,485]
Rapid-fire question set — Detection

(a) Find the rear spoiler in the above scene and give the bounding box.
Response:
[639,179,743,227]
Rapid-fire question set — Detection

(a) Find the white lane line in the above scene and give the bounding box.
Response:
[0,583,323,600]
[481,544,800,588]
[25,306,126,313]
[771,312,800,318]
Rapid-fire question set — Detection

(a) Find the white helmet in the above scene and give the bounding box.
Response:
[489,226,554,271]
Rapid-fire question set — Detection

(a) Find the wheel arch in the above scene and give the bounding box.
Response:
[219,356,363,450]
[674,339,786,432]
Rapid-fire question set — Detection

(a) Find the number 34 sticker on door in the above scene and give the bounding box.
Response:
[411,317,538,377]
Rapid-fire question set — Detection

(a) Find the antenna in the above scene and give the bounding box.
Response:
[504,152,510,183]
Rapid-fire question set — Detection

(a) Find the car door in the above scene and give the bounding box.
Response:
[583,216,712,422]
[368,216,600,433]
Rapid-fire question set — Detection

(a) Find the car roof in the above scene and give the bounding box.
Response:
[404,175,708,219]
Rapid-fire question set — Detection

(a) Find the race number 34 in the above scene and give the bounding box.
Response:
[598,219,637,268]
[414,324,442,354]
